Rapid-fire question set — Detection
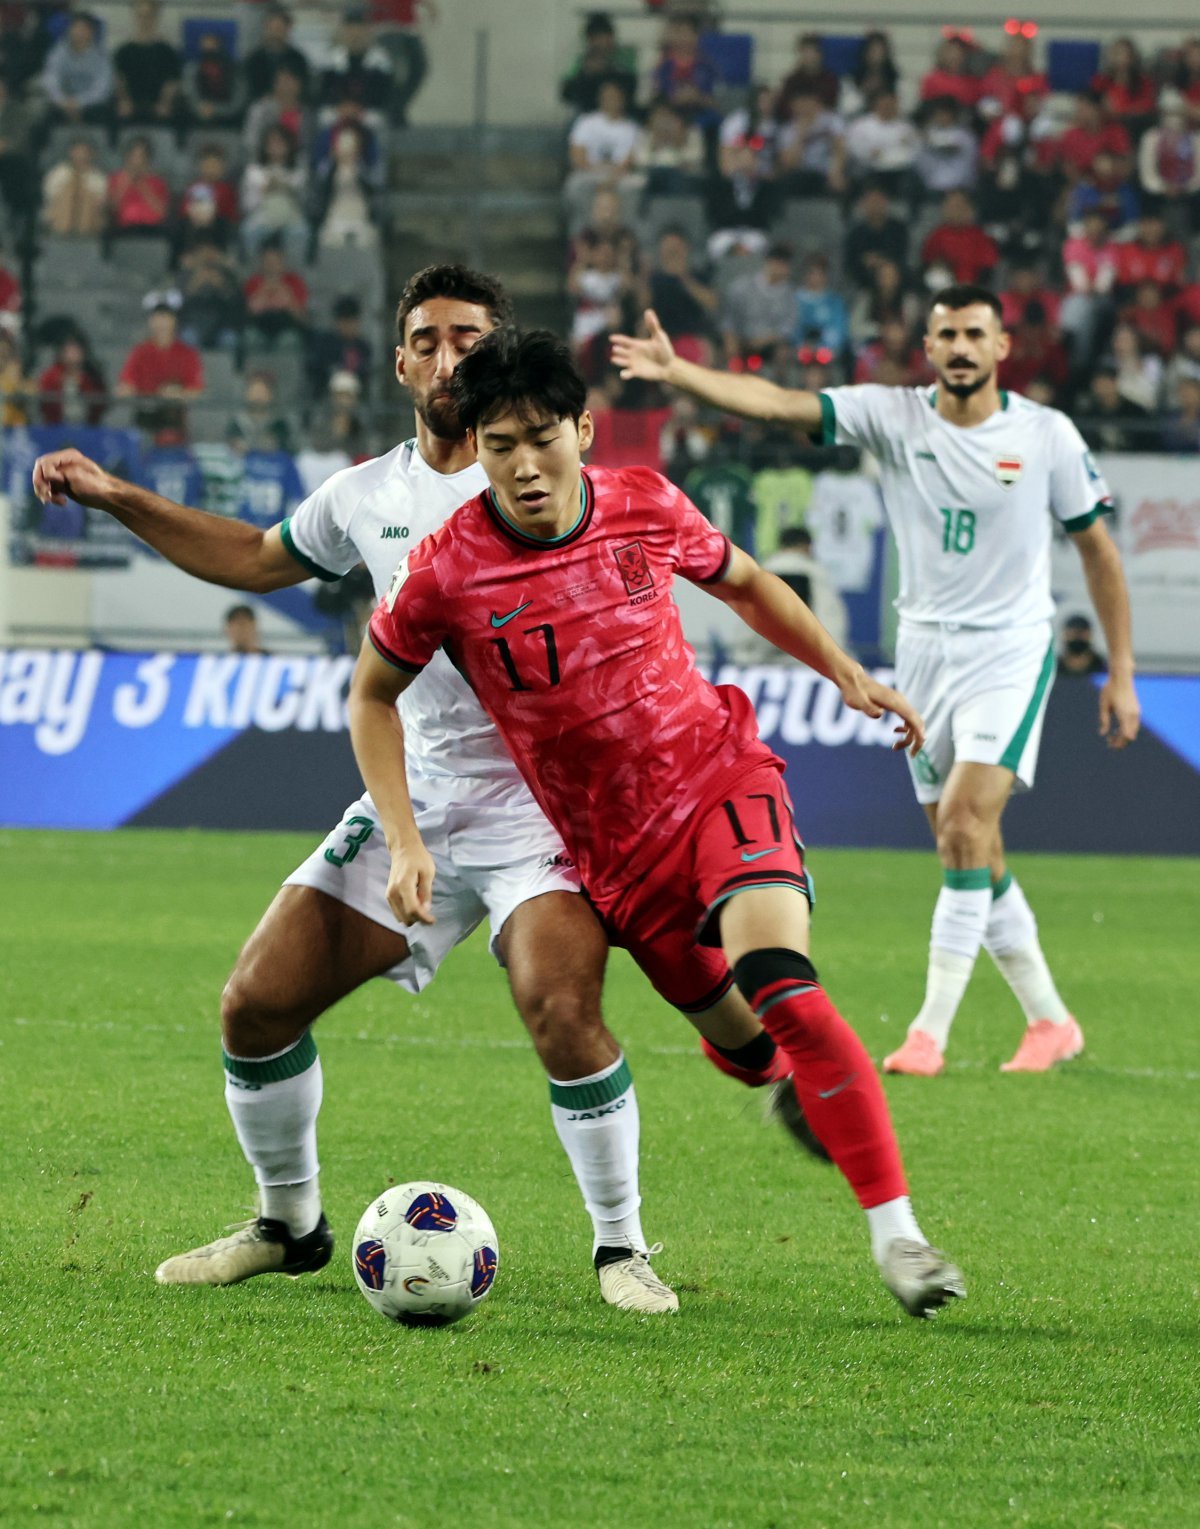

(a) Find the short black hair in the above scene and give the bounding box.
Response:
[225,603,256,623]
[928,285,1004,323]
[394,263,513,344]
[449,326,587,434]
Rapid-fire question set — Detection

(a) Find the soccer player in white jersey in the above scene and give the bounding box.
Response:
[33,265,797,1315]
[612,285,1140,1076]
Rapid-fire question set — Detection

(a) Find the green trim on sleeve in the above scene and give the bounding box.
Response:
[817,390,837,446]
[943,867,992,891]
[368,629,425,675]
[1060,501,1113,535]
[999,640,1055,774]
[279,517,342,583]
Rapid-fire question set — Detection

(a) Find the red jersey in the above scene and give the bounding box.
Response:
[119,339,204,394]
[1111,239,1187,292]
[368,465,773,905]
[921,223,998,284]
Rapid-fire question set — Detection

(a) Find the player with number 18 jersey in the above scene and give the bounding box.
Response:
[369,464,812,1010]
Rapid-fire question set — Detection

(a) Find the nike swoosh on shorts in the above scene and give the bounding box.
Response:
[740,847,781,862]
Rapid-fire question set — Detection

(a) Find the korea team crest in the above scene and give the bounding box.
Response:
[994,454,1023,489]
[613,540,654,595]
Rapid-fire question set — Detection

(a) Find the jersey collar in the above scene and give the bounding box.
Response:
[483,473,595,550]
[927,387,1010,419]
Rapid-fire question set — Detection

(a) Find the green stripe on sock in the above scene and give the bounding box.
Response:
[992,870,1013,900]
[223,1031,318,1084]
[549,1055,632,1110]
[944,867,991,891]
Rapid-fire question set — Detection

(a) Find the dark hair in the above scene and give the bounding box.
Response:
[779,526,813,550]
[333,294,361,319]
[928,284,1003,322]
[225,603,256,623]
[1063,613,1092,631]
[449,327,587,434]
[584,11,614,38]
[394,263,512,343]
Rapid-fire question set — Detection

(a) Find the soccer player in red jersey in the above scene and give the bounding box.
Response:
[350,328,965,1317]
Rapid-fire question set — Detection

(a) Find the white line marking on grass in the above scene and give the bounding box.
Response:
[8,1016,1200,1083]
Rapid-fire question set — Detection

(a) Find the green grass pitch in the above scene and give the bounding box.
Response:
[2,829,1198,1528]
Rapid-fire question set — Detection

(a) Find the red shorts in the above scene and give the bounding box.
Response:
[594,759,812,1014]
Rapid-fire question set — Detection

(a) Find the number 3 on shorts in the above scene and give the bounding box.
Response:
[939,506,976,554]
[324,814,376,867]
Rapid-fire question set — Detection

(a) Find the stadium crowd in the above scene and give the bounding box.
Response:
[561,9,1200,492]
[0,0,431,472]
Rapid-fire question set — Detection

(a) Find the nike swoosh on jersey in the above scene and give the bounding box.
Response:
[490,601,531,628]
[740,847,781,862]
[817,1072,857,1100]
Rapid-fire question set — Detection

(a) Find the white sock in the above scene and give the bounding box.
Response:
[223,1032,323,1238]
[865,1196,925,1263]
[549,1052,645,1257]
[985,873,1072,1025]
[910,870,992,1050]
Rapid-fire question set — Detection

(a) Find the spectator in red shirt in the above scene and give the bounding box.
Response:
[1092,38,1158,137]
[1002,301,1069,395]
[921,189,999,285]
[1121,279,1179,357]
[978,33,1047,120]
[853,316,927,385]
[38,336,106,425]
[117,303,204,439]
[776,32,840,115]
[107,135,170,235]
[1000,262,1061,331]
[919,36,982,111]
[243,240,309,350]
[181,143,239,225]
[0,246,21,315]
[1111,207,1187,295]
[177,143,239,258]
[1046,93,1131,180]
[1061,207,1119,363]
[1138,92,1200,218]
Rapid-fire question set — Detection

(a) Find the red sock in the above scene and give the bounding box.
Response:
[733,949,907,1208]
[700,1035,791,1088]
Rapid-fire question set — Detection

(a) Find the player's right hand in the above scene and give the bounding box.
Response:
[610,309,675,382]
[385,838,437,927]
[32,448,115,509]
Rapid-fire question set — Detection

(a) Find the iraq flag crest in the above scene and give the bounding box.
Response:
[994,454,1023,488]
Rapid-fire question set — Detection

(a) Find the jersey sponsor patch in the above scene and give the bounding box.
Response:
[385,554,411,611]
[994,455,1023,488]
[613,540,654,595]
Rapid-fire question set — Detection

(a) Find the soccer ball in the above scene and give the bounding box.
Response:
[351,1181,499,1327]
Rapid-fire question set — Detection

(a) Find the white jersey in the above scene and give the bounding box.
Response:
[819,385,1111,628]
[281,439,522,797]
[804,469,884,593]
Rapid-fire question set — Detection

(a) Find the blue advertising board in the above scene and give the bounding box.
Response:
[1,650,1198,851]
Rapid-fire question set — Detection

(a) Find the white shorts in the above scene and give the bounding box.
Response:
[896,620,1056,805]
[284,786,581,993]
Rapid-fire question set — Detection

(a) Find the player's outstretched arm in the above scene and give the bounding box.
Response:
[705,546,925,754]
[31,447,305,593]
[610,309,824,431]
[347,638,436,926]
[1069,519,1140,749]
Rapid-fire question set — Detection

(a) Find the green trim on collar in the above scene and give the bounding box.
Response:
[486,480,587,545]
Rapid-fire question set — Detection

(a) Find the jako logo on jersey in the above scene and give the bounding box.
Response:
[994,455,1023,488]
[613,540,654,596]
[385,555,410,611]
[380,526,409,540]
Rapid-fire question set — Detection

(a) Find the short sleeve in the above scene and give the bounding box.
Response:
[1048,412,1113,532]
[671,480,733,584]
[817,385,894,455]
[367,537,446,675]
[279,471,362,582]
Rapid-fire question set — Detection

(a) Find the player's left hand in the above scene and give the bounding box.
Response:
[1098,673,1140,750]
[837,666,925,755]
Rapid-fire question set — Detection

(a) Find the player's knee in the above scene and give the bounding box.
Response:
[515,983,609,1069]
[935,802,991,865]
[220,967,304,1057]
